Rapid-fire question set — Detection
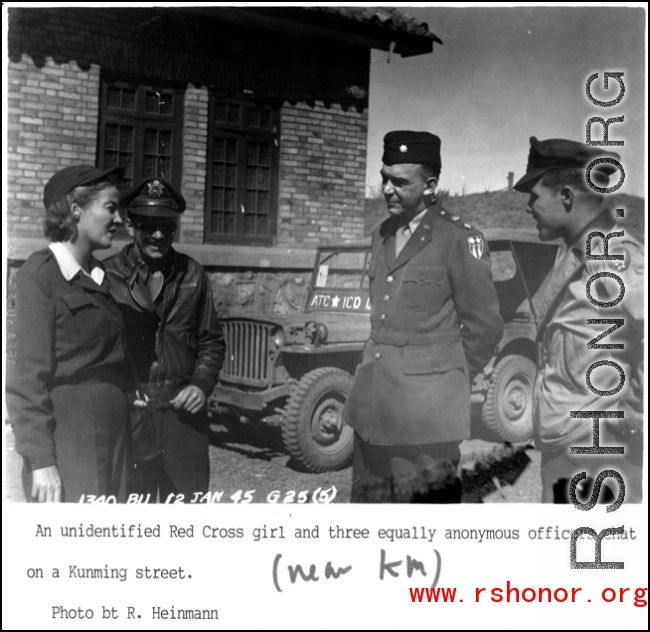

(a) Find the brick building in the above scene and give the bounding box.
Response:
[6,6,438,318]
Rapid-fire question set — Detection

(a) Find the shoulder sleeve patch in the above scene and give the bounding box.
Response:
[609,248,630,272]
[586,246,632,275]
[467,234,485,259]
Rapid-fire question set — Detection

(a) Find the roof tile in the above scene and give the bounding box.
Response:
[310,6,442,44]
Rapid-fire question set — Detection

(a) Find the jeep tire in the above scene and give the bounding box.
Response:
[481,354,536,442]
[282,367,354,473]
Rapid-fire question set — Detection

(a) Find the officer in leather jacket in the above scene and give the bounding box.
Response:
[104,178,226,502]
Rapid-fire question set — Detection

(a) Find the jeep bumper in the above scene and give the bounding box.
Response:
[210,383,295,411]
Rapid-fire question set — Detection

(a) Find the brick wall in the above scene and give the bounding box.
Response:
[181,85,209,245]
[277,102,368,247]
[7,7,371,256]
[7,55,100,240]
[6,57,368,254]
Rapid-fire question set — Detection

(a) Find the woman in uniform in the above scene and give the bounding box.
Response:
[7,165,133,502]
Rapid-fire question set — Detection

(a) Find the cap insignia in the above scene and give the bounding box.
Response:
[147,180,165,199]
[399,145,408,153]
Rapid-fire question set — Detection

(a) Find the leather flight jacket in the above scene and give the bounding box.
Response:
[104,244,226,407]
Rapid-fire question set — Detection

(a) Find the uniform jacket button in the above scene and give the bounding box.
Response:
[386,275,394,282]
[374,352,381,359]
[380,314,386,321]
[383,294,390,302]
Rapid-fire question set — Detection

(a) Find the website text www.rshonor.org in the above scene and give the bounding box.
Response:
[405,527,646,606]
[409,585,648,606]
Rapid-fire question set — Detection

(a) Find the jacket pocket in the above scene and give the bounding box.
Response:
[58,292,118,343]
[402,341,466,375]
[401,265,446,311]
[59,292,98,312]
[163,331,197,382]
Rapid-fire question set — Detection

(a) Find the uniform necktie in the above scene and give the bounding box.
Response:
[395,224,411,257]
[148,270,164,302]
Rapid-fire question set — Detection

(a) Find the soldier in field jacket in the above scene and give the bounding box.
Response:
[347,131,504,502]
[514,137,644,503]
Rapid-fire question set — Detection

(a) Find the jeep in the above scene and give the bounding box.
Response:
[209,229,559,473]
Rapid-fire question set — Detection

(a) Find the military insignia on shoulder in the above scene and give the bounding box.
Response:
[439,208,472,228]
[147,180,165,198]
[610,248,630,272]
[468,235,484,259]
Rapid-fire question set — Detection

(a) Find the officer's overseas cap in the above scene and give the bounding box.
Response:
[43,165,124,209]
[382,130,441,169]
[514,137,620,192]
[121,178,186,218]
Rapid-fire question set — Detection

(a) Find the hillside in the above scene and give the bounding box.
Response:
[365,190,645,242]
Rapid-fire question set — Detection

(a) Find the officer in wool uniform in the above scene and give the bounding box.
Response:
[347,131,504,502]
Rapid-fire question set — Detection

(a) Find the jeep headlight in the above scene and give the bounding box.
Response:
[304,321,328,346]
[272,328,286,348]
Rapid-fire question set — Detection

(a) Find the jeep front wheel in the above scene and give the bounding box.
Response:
[282,367,354,473]
[481,355,536,442]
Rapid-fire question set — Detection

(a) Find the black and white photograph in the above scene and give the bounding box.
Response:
[3,3,647,629]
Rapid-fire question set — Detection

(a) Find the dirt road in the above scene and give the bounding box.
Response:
[4,413,542,503]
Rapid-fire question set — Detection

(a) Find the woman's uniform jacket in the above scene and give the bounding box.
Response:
[6,248,129,500]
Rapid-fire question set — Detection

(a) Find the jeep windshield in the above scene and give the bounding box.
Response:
[306,247,371,313]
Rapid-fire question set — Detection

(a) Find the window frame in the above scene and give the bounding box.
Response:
[205,95,281,245]
[97,74,184,194]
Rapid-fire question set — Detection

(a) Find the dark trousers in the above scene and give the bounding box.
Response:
[130,408,210,504]
[351,432,462,503]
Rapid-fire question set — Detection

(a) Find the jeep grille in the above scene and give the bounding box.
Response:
[221,320,273,386]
